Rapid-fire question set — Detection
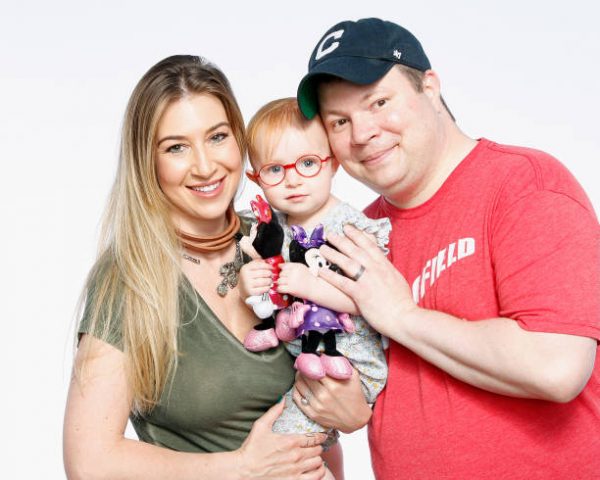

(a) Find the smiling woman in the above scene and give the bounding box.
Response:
[62,55,339,480]
[156,94,243,232]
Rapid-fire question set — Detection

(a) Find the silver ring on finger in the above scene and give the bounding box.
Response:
[352,264,366,281]
[300,389,312,406]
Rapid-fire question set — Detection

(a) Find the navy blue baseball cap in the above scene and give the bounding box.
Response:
[297,18,431,119]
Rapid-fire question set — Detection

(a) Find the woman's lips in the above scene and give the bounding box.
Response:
[187,177,225,197]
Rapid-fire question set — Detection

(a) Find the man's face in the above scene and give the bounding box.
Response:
[318,67,443,208]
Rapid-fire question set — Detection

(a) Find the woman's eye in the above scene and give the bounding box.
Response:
[210,132,228,143]
[166,144,186,153]
[333,118,347,128]
[302,159,315,168]
[268,165,282,174]
[375,98,387,108]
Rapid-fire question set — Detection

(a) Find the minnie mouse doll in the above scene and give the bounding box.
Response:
[241,195,291,351]
[275,224,356,379]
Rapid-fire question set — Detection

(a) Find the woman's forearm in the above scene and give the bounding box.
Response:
[65,436,242,480]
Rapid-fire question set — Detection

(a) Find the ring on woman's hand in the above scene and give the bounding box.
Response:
[300,389,312,406]
[352,264,366,281]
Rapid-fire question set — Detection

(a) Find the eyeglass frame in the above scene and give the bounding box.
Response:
[246,154,333,186]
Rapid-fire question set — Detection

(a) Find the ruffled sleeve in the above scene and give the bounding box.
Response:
[323,202,391,255]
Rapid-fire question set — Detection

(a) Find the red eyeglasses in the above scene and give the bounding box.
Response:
[246,154,332,186]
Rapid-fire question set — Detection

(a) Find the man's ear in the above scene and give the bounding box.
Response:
[422,70,441,97]
[422,70,446,114]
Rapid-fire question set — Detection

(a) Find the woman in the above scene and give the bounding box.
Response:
[63,55,370,479]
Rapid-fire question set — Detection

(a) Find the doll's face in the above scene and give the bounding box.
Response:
[304,247,330,276]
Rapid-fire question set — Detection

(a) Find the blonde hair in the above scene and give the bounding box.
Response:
[78,55,246,414]
[247,97,323,170]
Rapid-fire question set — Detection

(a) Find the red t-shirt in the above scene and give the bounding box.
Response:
[364,139,600,479]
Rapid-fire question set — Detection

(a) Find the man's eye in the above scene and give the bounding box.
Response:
[334,118,347,128]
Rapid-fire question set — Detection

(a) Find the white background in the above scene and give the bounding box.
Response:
[1,0,598,478]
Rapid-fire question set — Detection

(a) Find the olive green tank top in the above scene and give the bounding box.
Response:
[78,225,295,453]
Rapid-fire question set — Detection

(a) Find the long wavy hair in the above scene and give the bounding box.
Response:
[78,55,246,414]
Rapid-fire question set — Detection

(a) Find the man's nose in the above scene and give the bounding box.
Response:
[351,114,378,145]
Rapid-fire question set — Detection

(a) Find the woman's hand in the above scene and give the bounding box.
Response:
[236,400,328,479]
[238,259,273,300]
[293,369,372,434]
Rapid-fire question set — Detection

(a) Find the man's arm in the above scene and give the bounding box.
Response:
[318,225,597,402]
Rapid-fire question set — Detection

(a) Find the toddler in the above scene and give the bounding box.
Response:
[239,98,389,476]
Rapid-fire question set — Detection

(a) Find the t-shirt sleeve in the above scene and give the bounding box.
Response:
[78,262,124,350]
[491,189,600,340]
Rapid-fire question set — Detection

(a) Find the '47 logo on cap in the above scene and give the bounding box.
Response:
[315,29,344,61]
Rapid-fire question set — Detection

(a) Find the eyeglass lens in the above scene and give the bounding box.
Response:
[260,155,323,185]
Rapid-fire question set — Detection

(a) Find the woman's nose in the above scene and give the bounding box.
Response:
[190,147,217,178]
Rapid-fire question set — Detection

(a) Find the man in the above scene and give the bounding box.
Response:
[296,17,600,479]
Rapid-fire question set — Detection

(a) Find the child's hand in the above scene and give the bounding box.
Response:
[277,263,315,299]
[239,259,274,300]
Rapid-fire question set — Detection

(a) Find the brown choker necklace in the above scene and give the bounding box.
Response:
[177,208,245,297]
[177,207,240,253]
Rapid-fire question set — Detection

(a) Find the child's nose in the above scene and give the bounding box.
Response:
[283,166,303,186]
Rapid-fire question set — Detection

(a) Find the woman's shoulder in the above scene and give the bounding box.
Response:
[78,250,124,349]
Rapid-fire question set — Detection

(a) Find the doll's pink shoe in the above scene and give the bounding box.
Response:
[294,353,325,380]
[276,302,311,341]
[275,308,297,342]
[244,328,279,352]
[320,355,353,379]
[289,301,310,328]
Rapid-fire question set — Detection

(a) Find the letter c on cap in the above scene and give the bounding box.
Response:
[315,29,344,61]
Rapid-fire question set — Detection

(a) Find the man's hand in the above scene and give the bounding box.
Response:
[318,224,417,337]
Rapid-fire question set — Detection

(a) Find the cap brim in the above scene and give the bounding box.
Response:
[297,57,396,119]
